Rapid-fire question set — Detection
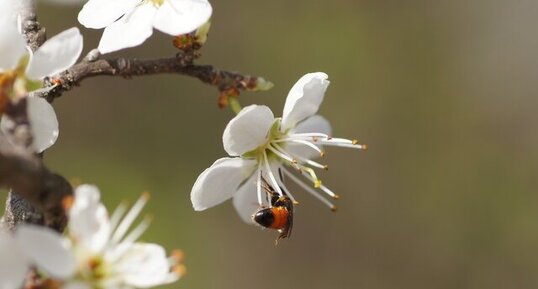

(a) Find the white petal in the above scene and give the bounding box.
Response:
[77,0,140,29]
[223,105,275,156]
[69,184,111,253]
[153,0,212,36]
[0,233,29,289]
[15,225,76,279]
[0,16,26,72]
[285,115,332,159]
[114,243,172,287]
[191,157,257,211]
[281,72,330,131]
[27,97,59,153]
[232,174,258,224]
[97,4,157,54]
[26,27,83,79]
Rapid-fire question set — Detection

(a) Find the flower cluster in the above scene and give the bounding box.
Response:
[0,0,366,286]
[0,185,182,289]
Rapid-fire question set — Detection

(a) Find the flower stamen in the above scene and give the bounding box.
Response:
[267,144,300,170]
[262,150,284,196]
[109,201,129,233]
[273,138,325,157]
[256,163,264,206]
[274,175,299,205]
[111,192,150,243]
[281,168,335,210]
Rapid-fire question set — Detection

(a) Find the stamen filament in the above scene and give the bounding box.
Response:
[297,165,321,188]
[120,215,152,247]
[272,143,327,170]
[273,139,324,156]
[288,133,330,138]
[315,138,367,149]
[267,144,300,170]
[256,163,263,206]
[300,172,339,199]
[275,175,299,205]
[281,168,335,210]
[112,193,149,243]
[263,151,284,196]
[109,201,128,233]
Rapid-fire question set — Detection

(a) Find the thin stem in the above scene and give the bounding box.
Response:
[228,97,242,115]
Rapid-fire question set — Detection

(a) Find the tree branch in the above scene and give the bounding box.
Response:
[18,0,46,52]
[37,52,269,103]
[0,0,63,232]
[0,140,71,232]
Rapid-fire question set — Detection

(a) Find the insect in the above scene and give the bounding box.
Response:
[252,176,294,244]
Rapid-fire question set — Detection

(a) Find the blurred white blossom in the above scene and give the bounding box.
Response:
[0,225,75,289]
[63,184,182,289]
[0,185,182,289]
[191,72,367,223]
[0,0,83,152]
[78,0,212,53]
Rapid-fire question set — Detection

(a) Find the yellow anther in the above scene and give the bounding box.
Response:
[292,201,300,205]
[171,249,185,262]
[352,139,358,145]
[320,151,325,157]
[173,264,187,276]
[314,180,322,188]
[333,195,340,200]
[141,191,151,200]
[62,195,74,211]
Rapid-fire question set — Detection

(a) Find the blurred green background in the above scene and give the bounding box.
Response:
[11,0,538,288]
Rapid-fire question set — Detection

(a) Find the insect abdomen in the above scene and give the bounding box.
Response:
[268,207,288,230]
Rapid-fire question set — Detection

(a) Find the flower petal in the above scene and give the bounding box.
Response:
[285,115,332,159]
[15,225,76,279]
[223,105,275,156]
[114,243,174,287]
[281,72,330,131]
[0,14,26,72]
[0,233,29,289]
[191,157,257,211]
[69,184,111,253]
[153,0,212,36]
[97,4,157,54]
[77,0,140,29]
[27,97,59,153]
[232,174,258,224]
[26,27,83,79]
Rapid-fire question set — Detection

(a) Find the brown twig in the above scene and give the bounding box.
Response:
[18,0,46,52]
[37,51,267,104]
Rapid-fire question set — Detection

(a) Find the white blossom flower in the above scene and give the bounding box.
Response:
[190,72,367,223]
[0,225,75,289]
[78,0,212,54]
[0,3,83,152]
[64,184,182,289]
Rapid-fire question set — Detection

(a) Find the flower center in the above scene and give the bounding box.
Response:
[245,118,367,210]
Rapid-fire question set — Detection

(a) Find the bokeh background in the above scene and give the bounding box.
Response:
[9,0,538,288]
